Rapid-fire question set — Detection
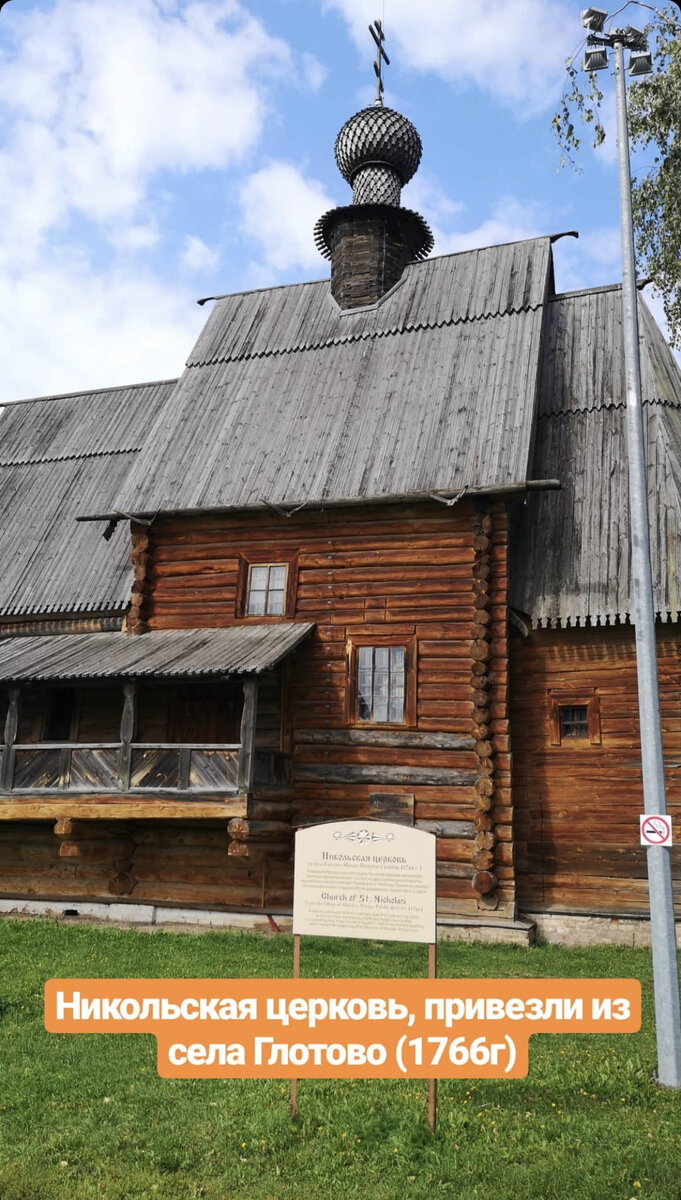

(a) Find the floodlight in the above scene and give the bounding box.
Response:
[583,45,609,70]
[629,48,653,75]
[581,7,607,32]
[623,25,648,51]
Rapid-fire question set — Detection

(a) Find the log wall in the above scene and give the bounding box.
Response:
[141,500,513,918]
[511,624,681,916]
[0,820,292,912]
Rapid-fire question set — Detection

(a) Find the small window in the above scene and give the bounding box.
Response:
[357,645,406,724]
[246,563,288,616]
[559,705,589,739]
[549,693,601,746]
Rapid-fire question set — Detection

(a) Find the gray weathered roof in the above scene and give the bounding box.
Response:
[0,380,176,618]
[510,286,681,626]
[0,623,314,681]
[104,238,553,517]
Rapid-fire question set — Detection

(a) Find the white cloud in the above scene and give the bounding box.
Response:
[180,234,221,273]
[239,161,335,275]
[0,258,203,401]
[0,0,320,400]
[420,195,546,256]
[323,0,577,108]
[0,0,296,248]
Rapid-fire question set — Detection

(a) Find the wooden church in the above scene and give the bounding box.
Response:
[1,87,680,943]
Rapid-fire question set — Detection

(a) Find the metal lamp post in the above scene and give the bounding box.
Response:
[581,7,681,1089]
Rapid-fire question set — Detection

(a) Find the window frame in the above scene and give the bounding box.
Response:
[346,636,417,728]
[548,691,601,747]
[235,552,298,621]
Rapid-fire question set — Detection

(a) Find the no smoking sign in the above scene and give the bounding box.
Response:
[640,815,673,847]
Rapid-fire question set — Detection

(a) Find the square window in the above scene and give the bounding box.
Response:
[246,563,288,617]
[559,705,589,739]
[549,693,601,746]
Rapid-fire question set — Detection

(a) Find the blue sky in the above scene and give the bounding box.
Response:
[0,0,666,401]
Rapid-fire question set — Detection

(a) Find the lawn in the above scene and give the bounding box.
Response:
[0,917,679,1200]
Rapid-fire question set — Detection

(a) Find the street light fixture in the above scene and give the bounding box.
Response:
[581,7,608,32]
[582,44,610,69]
[629,48,654,75]
[579,13,681,1090]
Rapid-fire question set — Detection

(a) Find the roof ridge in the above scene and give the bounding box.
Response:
[197,234,554,307]
[550,283,622,301]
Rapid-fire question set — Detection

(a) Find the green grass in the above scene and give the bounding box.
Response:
[0,918,679,1200]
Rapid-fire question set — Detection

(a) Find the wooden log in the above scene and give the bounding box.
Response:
[474,831,496,852]
[295,764,477,786]
[227,840,291,862]
[227,819,292,843]
[58,840,135,861]
[295,730,475,751]
[248,799,294,822]
[474,778,494,798]
[472,850,494,871]
[108,871,136,896]
[472,871,497,895]
[0,798,247,820]
[474,814,494,833]
[415,820,474,838]
[470,642,492,663]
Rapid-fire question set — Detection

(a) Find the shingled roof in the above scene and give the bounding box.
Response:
[102,238,554,518]
[0,379,176,618]
[510,285,681,626]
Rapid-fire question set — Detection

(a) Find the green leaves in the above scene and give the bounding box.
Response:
[553,6,681,347]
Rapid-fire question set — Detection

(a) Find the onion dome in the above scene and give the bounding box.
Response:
[335,106,423,204]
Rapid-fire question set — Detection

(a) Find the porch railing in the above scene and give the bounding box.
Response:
[0,742,241,794]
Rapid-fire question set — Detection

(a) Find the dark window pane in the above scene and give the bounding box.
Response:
[44,689,76,741]
[559,705,589,739]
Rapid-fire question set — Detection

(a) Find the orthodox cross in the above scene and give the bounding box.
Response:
[369,19,390,105]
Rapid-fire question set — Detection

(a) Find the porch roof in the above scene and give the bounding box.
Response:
[0,624,315,682]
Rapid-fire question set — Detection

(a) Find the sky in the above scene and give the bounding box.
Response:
[0,0,671,402]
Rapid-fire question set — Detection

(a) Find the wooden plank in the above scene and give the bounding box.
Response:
[296,729,475,750]
[119,683,136,790]
[238,680,258,793]
[295,764,477,786]
[1,688,20,791]
[0,799,247,820]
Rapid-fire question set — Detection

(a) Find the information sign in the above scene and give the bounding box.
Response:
[293,820,436,944]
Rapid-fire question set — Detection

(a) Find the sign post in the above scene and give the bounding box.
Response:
[291,819,437,1129]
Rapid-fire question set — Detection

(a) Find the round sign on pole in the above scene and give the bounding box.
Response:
[640,814,673,847]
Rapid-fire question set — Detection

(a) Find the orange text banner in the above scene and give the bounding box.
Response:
[44,977,641,1080]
